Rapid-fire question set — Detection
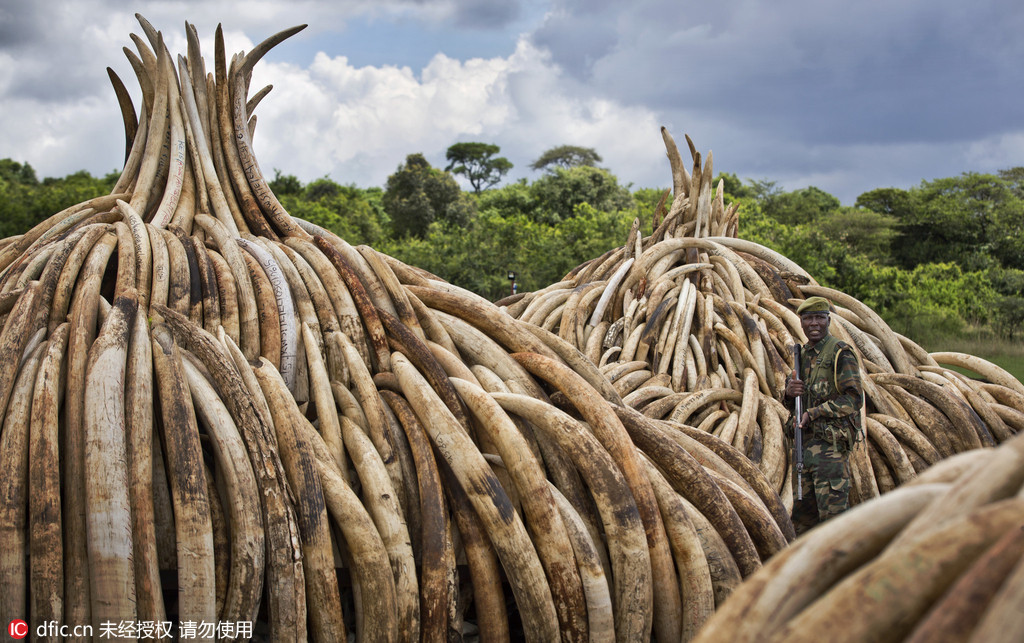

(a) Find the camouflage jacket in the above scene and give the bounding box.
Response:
[785,333,864,451]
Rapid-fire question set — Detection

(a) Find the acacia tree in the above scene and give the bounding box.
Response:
[530,145,602,173]
[444,142,513,193]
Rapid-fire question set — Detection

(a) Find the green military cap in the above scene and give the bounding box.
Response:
[796,296,832,315]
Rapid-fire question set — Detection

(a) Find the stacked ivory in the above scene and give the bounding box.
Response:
[0,16,796,643]
[503,130,1024,509]
[692,430,1024,643]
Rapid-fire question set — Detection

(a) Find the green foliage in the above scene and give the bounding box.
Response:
[632,187,670,228]
[741,181,1014,345]
[0,175,35,239]
[998,167,1024,198]
[444,142,513,193]
[739,200,844,285]
[474,180,538,219]
[856,263,998,340]
[0,159,39,185]
[530,145,603,172]
[281,182,388,246]
[304,177,342,201]
[892,172,1024,271]
[3,152,1024,354]
[265,170,391,245]
[384,153,474,238]
[986,268,1024,339]
[817,207,899,264]
[554,203,648,273]
[0,163,113,238]
[714,172,757,200]
[382,203,640,300]
[269,169,302,196]
[382,211,545,300]
[741,178,840,227]
[987,267,1024,296]
[993,297,1024,339]
[528,166,633,225]
[761,185,840,226]
[855,187,915,220]
[747,178,784,204]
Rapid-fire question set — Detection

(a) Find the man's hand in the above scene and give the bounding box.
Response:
[786,410,811,435]
[786,375,805,399]
[799,411,810,429]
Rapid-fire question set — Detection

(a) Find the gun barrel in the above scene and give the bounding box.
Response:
[793,345,804,501]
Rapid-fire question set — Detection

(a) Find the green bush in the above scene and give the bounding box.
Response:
[279,185,389,246]
[993,297,1024,339]
[382,203,642,300]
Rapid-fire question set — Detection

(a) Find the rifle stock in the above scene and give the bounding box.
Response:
[793,344,804,501]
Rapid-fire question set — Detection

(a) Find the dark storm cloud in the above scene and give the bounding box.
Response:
[449,0,523,28]
[531,0,1024,148]
[529,2,618,76]
[0,2,48,48]
[378,0,524,28]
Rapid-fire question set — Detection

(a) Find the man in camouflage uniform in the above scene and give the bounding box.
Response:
[784,296,864,535]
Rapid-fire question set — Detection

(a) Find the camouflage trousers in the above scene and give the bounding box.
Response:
[791,435,851,535]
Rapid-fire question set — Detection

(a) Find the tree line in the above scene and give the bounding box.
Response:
[2,146,1023,344]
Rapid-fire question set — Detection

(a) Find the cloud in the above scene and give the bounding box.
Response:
[0,5,283,178]
[2,0,1022,207]
[0,2,48,49]
[0,1,562,182]
[524,0,1024,201]
[446,0,524,28]
[248,37,665,190]
[534,0,1024,146]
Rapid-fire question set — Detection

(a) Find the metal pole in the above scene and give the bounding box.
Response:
[793,344,804,501]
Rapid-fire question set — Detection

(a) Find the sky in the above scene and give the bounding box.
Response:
[1,0,1022,205]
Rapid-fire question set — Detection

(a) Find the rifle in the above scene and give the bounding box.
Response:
[793,344,804,501]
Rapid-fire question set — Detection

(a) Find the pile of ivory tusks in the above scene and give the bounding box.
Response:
[0,220,796,643]
[692,429,1024,643]
[502,128,1024,512]
[0,15,805,643]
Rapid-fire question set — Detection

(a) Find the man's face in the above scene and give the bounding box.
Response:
[801,312,830,344]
